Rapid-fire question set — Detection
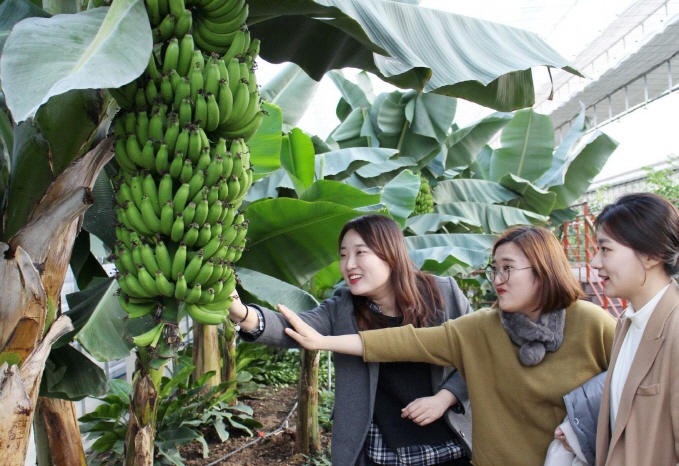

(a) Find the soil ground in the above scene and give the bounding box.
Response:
[179,385,331,466]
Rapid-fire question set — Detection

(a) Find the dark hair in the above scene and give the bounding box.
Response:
[595,192,679,276]
[493,225,584,313]
[338,215,443,330]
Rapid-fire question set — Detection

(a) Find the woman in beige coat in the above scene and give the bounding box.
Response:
[591,192,679,466]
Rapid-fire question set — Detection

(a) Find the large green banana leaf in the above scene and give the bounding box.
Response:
[405,233,496,275]
[260,63,321,132]
[0,0,50,57]
[40,345,108,401]
[380,170,420,227]
[317,147,397,179]
[237,267,319,312]
[489,109,555,183]
[280,128,316,194]
[445,113,512,170]
[329,71,372,114]
[3,89,107,240]
[435,202,549,234]
[330,107,374,148]
[239,198,368,286]
[248,101,283,179]
[499,174,557,216]
[549,131,619,209]
[1,0,151,123]
[300,180,380,207]
[405,213,476,236]
[536,103,587,188]
[248,0,579,111]
[433,179,517,204]
[355,157,417,178]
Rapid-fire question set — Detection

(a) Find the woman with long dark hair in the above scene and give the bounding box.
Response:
[591,193,679,466]
[226,214,473,466]
[280,225,617,466]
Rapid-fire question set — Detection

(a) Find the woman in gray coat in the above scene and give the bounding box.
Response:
[227,214,473,466]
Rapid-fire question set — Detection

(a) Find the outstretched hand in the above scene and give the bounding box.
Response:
[279,304,325,351]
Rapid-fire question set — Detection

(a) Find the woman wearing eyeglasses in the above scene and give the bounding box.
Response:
[279,225,617,466]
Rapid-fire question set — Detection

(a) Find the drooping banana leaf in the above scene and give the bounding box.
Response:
[0,0,51,58]
[248,0,580,111]
[260,63,321,132]
[1,0,151,122]
[405,233,496,275]
[39,344,108,401]
[300,179,380,208]
[405,213,475,236]
[499,174,558,216]
[549,131,619,209]
[489,109,554,183]
[247,101,284,179]
[316,147,397,180]
[239,198,370,286]
[329,70,372,112]
[280,128,316,194]
[435,202,549,234]
[433,179,517,205]
[536,102,587,188]
[379,169,420,227]
[237,267,319,312]
[445,113,512,170]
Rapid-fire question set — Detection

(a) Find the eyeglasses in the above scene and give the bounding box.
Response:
[485,265,533,283]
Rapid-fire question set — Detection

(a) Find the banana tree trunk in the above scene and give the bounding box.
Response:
[296,349,321,455]
[33,398,87,466]
[124,350,162,466]
[0,316,73,465]
[221,320,237,384]
[192,323,221,387]
[0,139,113,466]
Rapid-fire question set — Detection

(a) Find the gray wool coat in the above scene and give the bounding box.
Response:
[244,275,473,466]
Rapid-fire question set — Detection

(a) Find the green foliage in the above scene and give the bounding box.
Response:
[237,343,331,388]
[80,356,262,466]
[317,388,334,432]
[643,156,679,201]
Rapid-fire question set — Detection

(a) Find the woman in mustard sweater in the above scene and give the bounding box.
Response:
[279,225,617,466]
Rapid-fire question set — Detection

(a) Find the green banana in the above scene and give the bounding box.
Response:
[192,257,214,286]
[173,182,191,213]
[155,239,173,279]
[175,126,191,157]
[149,110,164,143]
[205,156,223,188]
[177,34,195,77]
[156,144,170,174]
[197,287,215,304]
[118,294,157,318]
[174,9,192,39]
[182,202,196,224]
[141,196,162,233]
[222,29,248,63]
[145,0,162,26]
[162,37,180,74]
[140,242,161,275]
[169,152,185,179]
[164,114,180,154]
[195,223,212,248]
[137,265,161,296]
[157,14,176,43]
[186,303,226,325]
[143,173,161,215]
[174,273,188,299]
[216,79,233,124]
[131,322,165,347]
[145,79,159,104]
[155,270,176,297]
[189,65,204,104]
[184,282,203,304]
[168,0,184,18]
[170,212,186,242]
[139,140,157,170]
[173,77,191,110]
[160,200,175,236]
[183,222,200,247]
[223,81,249,126]
[125,200,155,236]
[205,92,220,131]
[188,169,206,200]
[226,90,260,131]
[179,97,193,128]
[200,0,239,14]
[206,199,224,224]
[187,126,202,163]
[171,241,187,280]
[194,92,208,127]
[202,234,223,259]
[194,198,210,225]
[159,74,174,105]
[217,111,264,141]
[115,138,137,173]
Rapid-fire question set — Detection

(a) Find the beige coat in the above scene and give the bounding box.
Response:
[595,282,679,466]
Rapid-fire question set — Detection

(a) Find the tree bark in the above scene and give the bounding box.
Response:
[220,320,237,384]
[296,349,321,455]
[33,397,86,466]
[124,364,161,466]
[192,323,221,387]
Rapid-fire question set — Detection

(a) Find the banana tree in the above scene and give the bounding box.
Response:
[0,0,584,462]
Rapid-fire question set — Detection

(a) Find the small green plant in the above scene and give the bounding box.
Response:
[80,356,262,465]
[318,388,334,432]
[643,155,679,201]
[237,343,331,388]
[303,446,333,466]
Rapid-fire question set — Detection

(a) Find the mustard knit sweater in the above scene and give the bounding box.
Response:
[360,300,616,466]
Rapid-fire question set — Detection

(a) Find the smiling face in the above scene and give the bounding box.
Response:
[591,229,647,303]
[339,229,393,303]
[492,241,542,320]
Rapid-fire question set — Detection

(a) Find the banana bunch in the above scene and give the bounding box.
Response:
[411,176,435,216]
[109,0,264,333]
